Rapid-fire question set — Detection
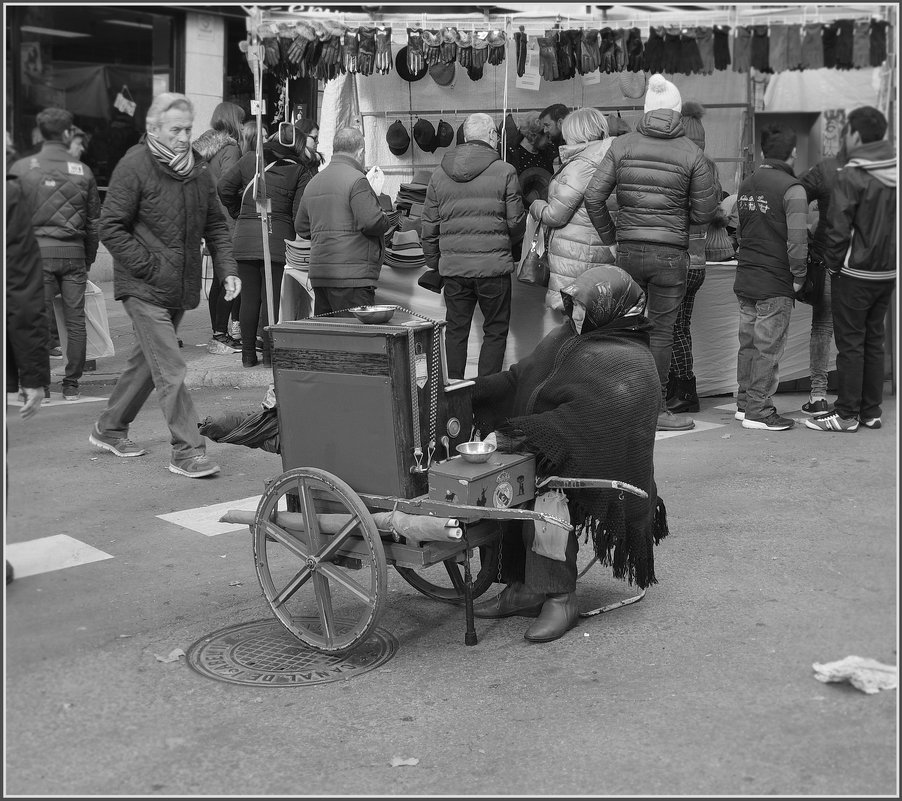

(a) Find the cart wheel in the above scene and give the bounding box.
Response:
[253,467,387,654]
[395,535,500,604]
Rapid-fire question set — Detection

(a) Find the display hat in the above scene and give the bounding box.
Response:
[518,166,552,206]
[644,73,682,113]
[436,119,454,148]
[386,119,411,156]
[413,118,437,153]
[456,121,467,144]
[395,47,427,82]
[680,100,706,149]
[391,229,422,250]
[619,70,647,99]
[429,61,455,87]
[406,168,433,188]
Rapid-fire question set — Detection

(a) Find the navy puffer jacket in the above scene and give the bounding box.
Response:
[100,144,238,310]
[421,141,526,278]
[584,109,718,249]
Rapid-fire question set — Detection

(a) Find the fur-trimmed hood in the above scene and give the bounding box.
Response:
[193,129,238,161]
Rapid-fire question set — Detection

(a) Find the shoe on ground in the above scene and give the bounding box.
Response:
[228,320,242,340]
[804,411,859,432]
[524,592,580,642]
[860,417,882,429]
[49,346,63,359]
[42,387,51,405]
[89,425,148,457]
[802,398,829,415]
[742,411,795,431]
[169,455,220,478]
[734,409,745,421]
[656,410,695,431]
[63,384,80,401]
[213,332,242,353]
[473,582,545,619]
[208,337,237,355]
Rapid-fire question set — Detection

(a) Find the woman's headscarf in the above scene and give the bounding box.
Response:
[560,265,647,335]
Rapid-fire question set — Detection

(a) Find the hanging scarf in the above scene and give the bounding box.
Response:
[146,133,195,176]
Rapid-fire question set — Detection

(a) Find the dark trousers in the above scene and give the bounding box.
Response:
[442,274,512,380]
[671,266,707,380]
[312,285,376,317]
[208,275,238,335]
[237,260,284,354]
[43,257,87,389]
[496,519,578,594]
[831,274,894,420]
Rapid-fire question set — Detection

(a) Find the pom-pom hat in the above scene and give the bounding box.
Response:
[643,74,682,113]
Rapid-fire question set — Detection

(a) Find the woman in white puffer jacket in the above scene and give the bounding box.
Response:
[528,107,618,312]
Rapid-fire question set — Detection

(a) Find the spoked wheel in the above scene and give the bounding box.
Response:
[253,467,387,654]
[395,528,500,604]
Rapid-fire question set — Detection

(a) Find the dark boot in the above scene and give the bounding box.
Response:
[473,582,545,618]
[667,376,699,413]
[523,592,579,642]
[242,347,258,368]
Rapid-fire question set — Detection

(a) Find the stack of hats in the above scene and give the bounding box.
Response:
[384,228,425,270]
[284,236,311,270]
[395,169,432,217]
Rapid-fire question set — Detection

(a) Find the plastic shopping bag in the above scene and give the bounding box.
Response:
[530,489,571,561]
[53,280,115,360]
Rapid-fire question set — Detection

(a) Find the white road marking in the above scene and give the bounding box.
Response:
[6,392,106,407]
[5,535,113,578]
[655,419,726,440]
[156,495,263,537]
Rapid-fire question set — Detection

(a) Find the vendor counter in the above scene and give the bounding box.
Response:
[280,260,836,398]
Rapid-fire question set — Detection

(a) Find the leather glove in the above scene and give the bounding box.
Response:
[317,34,342,80]
[456,30,473,68]
[407,28,425,75]
[551,30,573,80]
[440,27,458,64]
[600,27,616,73]
[301,37,322,79]
[472,35,488,69]
[357,26,375,75]
[581,29,600,73]
[342,30,359,73]
[626,27,643,71]
[514,30,527,76]
[422,29,442,65]
[374,27,392,74]
[487,29,506,65]
[612,28,626,71]
[288,34,311,66]
[537,36,558,81]
[262,37,281,68]
[567,29,583,74]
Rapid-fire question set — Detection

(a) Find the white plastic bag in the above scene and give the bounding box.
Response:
[53,280,115,361]
[530,489,571,561]
[366,165,385,195]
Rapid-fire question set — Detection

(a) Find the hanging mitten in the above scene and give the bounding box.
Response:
[440,27,459,64]
[457,30,473,68]
[407,28,425,75]
[599,27,616,73]
[514,30,527,76]
[374,27,392,74]
[537,36,559,81]
[357,26,376,75]
[422,29,442,65]
[487,29,506,65]
[342,30,359,73]
[626,27,643,71]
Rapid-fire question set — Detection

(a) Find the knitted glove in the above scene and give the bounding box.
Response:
[440,27,458,64]
[514,30,527,76]
[422,29,442,65]
[457,30,473,68]
[537,36,558,81]
[407,28,425,74]
[581,28,600,73]
[374,27,392,74]
[487,29,506,65]
[357,26,375,75]
[342,30,358,73]
[600,27,616,73]
[626,27,643,71]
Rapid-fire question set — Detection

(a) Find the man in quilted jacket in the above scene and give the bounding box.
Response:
[89,93,240,478]
[584,74,717,431]
[10,107,101,402]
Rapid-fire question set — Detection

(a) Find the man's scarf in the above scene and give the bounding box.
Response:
[146,133,195,176]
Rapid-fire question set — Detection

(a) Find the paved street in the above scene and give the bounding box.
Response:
[3,290,898,796]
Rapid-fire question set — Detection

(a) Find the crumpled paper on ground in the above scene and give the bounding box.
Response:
[812,655,898,694]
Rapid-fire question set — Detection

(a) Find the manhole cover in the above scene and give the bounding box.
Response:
[186,619,398,687]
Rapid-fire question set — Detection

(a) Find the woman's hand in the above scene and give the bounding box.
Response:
[529,199,545,222]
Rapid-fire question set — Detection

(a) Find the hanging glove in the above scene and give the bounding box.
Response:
[343,30,359,73]
[549,30,571,80]
[581,28,600,73]
[357,26,376,75]
[600,27,616,73]
[407,28,425,75]
[567,30,584,74]
[612,28,626,72]
[456,30,473,67]
[487,29,506,65]
[288,34,310,66]
[302,37,323,79]
[374,27,392,74]
[537,36,558,81]
[318,34,343,81]
[514,30,527,76]
[470,34,488,76]
[422,29,442,65]
[626,27,643,71]
[262,37,281,69]
[440,27,459,64]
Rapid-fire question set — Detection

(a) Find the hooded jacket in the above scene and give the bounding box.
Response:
[583,109,717,249]
[823,139,896,280]
[193,129,241,234]
[529,138,617,311]
[421,140,526,278]
[100,143,238,310]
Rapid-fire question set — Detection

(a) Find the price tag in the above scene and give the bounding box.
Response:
[516,47,541,91]
[250,99,267,115]
[414,353,428,389]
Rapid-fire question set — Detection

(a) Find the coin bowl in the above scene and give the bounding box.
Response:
[456,441,497,463]
[350,305,396,324]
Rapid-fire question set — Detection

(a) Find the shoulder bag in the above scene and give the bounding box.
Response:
[516,224,550,287]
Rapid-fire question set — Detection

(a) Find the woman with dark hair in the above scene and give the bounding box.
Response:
[218,118,320,367]
[194,101,247,352]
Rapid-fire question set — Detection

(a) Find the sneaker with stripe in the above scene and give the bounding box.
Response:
[89,425,148,457]
[804,411,859,432]
[860,417,882,429]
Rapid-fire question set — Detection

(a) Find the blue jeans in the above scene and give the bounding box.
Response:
[616,242,689,401]
[831,273,894,420]
[442,274,512,379]
[808,273,833,400]
[43,257,87,388]
[96,296,205,462]
[735,294,794,420]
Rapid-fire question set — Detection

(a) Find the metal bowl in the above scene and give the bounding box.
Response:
[350,305,396,324]
[456,441,497,464]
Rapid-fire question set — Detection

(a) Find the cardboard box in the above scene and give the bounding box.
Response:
[428,453,536,509]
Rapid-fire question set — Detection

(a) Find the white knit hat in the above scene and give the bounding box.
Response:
[643,74,682,113]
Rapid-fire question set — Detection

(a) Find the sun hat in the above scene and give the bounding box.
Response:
[386,119,411,156]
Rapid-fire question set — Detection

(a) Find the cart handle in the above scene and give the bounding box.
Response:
[537,477,648,498]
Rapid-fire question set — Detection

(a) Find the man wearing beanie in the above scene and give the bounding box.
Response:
[584,74,718,431]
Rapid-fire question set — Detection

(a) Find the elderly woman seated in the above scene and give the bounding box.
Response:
[471,264,669,642]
